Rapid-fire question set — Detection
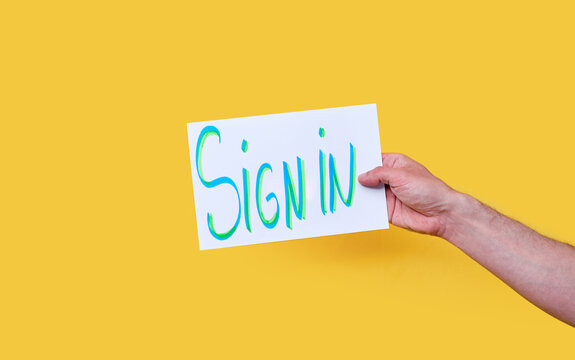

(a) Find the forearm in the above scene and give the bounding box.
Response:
[442,192,575,326]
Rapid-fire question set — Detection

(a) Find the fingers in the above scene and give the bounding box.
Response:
[358,166,406,187]
[385,186,396,222]
[381,152,414,168]
[381,152,431,175]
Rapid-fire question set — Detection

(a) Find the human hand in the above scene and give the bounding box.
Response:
[358,153,461,237]
[362,154,575,328]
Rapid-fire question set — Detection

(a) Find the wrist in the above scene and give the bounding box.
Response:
[439,191,486,243]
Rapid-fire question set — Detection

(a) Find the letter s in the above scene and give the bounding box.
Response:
[196,126,241,240]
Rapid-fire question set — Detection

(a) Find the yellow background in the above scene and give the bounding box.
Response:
[1,0,574,358]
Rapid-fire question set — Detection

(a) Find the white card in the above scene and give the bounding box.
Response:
[187,104,388,250]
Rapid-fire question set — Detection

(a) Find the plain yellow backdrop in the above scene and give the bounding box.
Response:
[1,0,574,359]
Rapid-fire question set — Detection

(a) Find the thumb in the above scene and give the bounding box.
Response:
[358,166,405,187]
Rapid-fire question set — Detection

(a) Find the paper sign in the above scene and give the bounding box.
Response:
[187,104,389,250]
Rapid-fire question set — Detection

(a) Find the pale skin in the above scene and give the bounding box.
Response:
[358,153,575,327]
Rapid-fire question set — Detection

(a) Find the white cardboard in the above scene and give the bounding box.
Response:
[187,104,388,250]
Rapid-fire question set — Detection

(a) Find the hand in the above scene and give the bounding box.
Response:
[358,153,460,237]
[360,153,575,327]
